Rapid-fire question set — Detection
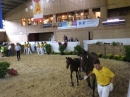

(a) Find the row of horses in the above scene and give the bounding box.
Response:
[65,51,98,97]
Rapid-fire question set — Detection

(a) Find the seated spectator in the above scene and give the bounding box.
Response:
[75,37,79,41]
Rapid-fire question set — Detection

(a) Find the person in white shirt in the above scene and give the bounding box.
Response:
[7,44,14,56]
[14,43,21,61]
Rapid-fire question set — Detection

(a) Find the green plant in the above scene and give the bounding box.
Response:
[59,45,66,55]
[97,53,102,58]
[45,44,52,54]
[119,56,126,61]
[0,62,10,78]
[95,41,103,45]
[74,45,84,56]
[124,46,130,61]
[111,42,120,46]
[107,54,113,59]
[101,55,107,59]
[113,54,120,60]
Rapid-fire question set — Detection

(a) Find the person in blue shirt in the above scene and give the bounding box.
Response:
[15,43,21,61]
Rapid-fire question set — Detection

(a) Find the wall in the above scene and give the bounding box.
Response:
[107,0,130,9]
[3,0,130,45]
[0,32,6,42]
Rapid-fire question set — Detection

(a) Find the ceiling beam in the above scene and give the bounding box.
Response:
[1,1,20,6]
[1,5,14,9]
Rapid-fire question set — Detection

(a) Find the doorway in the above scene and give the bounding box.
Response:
[28,32,54,41]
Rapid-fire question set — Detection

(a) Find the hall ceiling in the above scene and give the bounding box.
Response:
[1,0,28,16]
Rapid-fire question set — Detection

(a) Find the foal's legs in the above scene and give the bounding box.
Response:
[70,71,74,86]
[76,71,79,85]
[87,76,91,88]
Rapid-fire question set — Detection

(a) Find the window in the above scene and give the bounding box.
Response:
[21,18,26,26]
[56,13,67,22]
[92,8,100,18]
[84,10,89,19]
[75,11,84,20]
[43,15,53,24]
[68,12,75,21]
[108,7,130,17]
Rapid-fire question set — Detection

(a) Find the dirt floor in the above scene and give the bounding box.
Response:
[0,53,130,97]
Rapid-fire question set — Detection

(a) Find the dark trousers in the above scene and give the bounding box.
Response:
[8,49,14,56]
[16,51,20,61]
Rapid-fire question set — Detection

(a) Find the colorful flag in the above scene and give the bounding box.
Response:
[32,0,43,22]
[0,1,3,28]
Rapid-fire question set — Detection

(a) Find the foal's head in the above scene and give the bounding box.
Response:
[66,57,73,69]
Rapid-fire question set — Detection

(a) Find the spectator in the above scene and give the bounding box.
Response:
[7,43,14,56]
[63,35,68,42]
[75,37,79,41]
[1,45,5,57]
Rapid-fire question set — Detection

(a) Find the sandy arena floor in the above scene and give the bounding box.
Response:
[0,53,130,97]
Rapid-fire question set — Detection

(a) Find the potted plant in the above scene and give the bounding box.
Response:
[0,62,10,78]
[45,44,51,54]
[59,45,66,55]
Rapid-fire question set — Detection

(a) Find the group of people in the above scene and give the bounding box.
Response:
[0,41,47,61]
[23,42,47,55]
[63,35,79,42]
[0,43,21,61]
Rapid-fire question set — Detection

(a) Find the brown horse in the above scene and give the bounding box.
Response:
[66,57,80,86]
[80,51,98,97]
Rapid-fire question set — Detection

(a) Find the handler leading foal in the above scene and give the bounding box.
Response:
[80,51,98,97]
[66,57,80,86]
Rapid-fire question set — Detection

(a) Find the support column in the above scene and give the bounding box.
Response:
[100,0,107,19]
[89,9,93,19]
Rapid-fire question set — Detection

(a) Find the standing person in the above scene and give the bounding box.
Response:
[44,42,47,54]
[1,45,5,57]
[7,43,14,56]
[27,42,32,54]
[14,43,21,61]
[40,42,44,55]
[36,42,40,54]
[23,42,27,54]
[83,59,115,97]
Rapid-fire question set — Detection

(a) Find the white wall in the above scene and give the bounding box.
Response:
[83,38,130,51]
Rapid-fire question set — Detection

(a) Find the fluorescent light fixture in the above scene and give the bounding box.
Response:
[102,18,125,26]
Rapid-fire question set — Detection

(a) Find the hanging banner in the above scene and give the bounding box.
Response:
[58,21,77,29]
[0,1,3,29]
[32,0,43,21]
[77,18,99,28]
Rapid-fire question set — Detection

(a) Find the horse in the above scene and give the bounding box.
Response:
[79,51,98,97]
[66,57,80,86]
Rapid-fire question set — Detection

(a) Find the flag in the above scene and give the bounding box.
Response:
[0,1,3,28]
[32,0,43,22]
